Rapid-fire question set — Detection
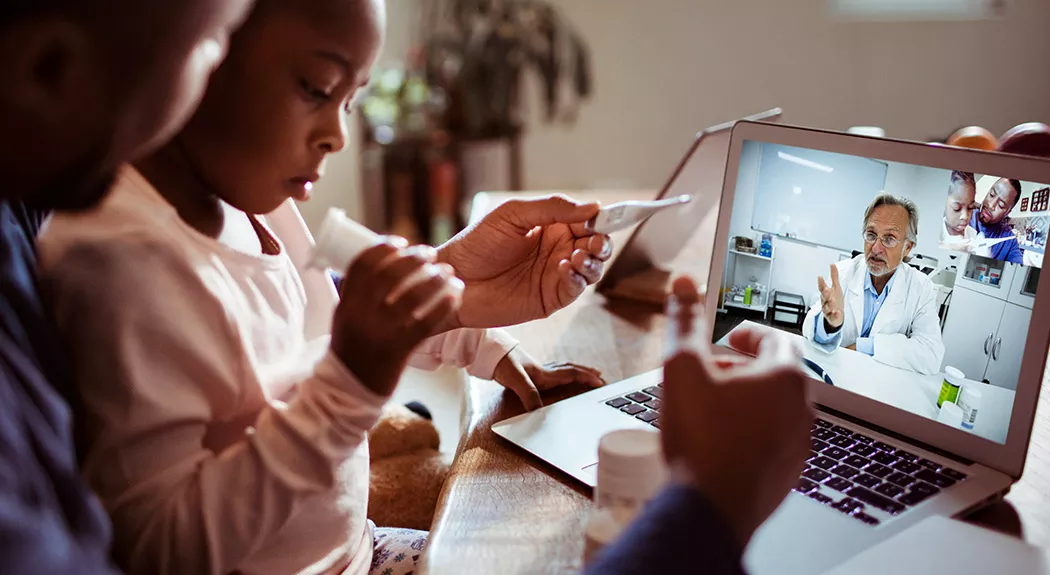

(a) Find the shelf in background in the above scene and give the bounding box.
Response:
[729,248,774,261]
[724,300,769,313]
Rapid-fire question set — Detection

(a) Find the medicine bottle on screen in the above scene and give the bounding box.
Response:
[957,385,982,431]
[583,429,667,565]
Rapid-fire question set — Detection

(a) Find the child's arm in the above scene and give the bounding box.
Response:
[265,201,599,405]
[407,330,605,411]
[41,238,388,575]
[407,327,520,379]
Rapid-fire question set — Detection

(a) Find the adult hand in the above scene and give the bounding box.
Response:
[437,195,613,329]
[491,346,605,411]
[662,276,813,548]
[818,264,845,330]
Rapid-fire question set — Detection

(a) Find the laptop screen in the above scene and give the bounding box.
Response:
[714,139,1049,444]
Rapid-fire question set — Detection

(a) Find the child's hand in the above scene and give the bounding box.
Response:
[331,239,463,396]
[492,347,605,411]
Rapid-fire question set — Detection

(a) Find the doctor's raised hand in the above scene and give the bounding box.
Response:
[818,264,845,331]
[436,195,613,329]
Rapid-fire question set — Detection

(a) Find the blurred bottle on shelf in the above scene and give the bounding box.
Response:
[428,133,458,246]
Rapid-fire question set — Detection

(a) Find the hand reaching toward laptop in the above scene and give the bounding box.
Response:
[492,346,605,411]
[661,276,814,548]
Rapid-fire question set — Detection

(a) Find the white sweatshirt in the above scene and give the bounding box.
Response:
[38,167,517,575]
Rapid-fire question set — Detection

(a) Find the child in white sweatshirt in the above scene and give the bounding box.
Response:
[38,1,603,574]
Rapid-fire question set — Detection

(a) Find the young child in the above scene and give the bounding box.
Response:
[939,170,978,251]
[38,1,601,574]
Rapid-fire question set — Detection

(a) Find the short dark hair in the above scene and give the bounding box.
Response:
[0,1,143,33]
[1007,179,1023,205]
[949,170,976,192]
[0,1,75,28]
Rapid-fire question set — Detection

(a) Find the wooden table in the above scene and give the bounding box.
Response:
[418,190,1050,574]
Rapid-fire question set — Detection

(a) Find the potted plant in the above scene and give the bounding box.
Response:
[422,0,593,140]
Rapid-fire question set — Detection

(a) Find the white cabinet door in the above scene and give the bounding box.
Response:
[985,303,1032,390]
[940,285,1002,381]
[1006,266,1038,310]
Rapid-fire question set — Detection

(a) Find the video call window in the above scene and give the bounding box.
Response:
[715,141,1048,444]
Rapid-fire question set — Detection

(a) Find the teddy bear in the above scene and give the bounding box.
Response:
[368,402,452,531]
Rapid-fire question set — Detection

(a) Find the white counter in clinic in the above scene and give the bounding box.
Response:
[719,321,1015,444]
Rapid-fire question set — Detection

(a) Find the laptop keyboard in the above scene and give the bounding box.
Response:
[796,418,968,526]
[604,384,663,428]
[605,395,969,527]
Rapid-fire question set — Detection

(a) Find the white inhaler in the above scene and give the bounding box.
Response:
[309,208,463,317]
[308,208,382,271]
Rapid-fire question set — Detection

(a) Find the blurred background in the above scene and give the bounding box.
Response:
[297,0,1050,244]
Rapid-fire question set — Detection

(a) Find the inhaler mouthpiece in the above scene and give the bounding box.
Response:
[309,208,381,271]
[309,207,464,319]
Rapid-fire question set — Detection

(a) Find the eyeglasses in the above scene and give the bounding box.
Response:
[862,231,904,249]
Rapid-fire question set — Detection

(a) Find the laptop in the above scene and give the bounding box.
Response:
[824,516,1050,574]
[597,108,782,293]
[493,120,1050,574]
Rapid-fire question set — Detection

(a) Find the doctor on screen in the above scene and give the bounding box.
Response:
[803,193,945,375]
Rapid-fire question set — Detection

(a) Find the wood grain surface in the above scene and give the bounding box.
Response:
[419,190,1050,574]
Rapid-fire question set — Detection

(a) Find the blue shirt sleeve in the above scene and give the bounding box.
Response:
[0,202,118,575]
[9,202,49,238]
[1005,240,1024,265]
[813,313,842,347]
[0,361,119,574]
[584,484,746,575]
[855,337,874,356]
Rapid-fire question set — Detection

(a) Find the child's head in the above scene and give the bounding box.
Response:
[0,0,253,210]
[943,170,976,236]
[164,0,386,215]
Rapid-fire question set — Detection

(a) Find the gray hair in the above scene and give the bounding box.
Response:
[863,192,919,245]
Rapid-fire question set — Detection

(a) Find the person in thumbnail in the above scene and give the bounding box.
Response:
[803,193,945,375]
[971,177,1024,264]
[939,171,978,250]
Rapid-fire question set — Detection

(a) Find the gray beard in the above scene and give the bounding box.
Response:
[867,260,896,278]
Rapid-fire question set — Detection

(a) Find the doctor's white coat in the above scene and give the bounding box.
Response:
[802,255,945,375]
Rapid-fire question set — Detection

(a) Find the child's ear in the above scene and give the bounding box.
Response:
[2,20,104,121]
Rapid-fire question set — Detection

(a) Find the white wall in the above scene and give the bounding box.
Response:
[519,0,1050,190]
[883,161,955,265]
[310,0,1050,234]
[728,142,845,306]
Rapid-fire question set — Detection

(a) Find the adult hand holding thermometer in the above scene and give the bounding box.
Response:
[969,235,1016,251]
[585,195,692,234]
